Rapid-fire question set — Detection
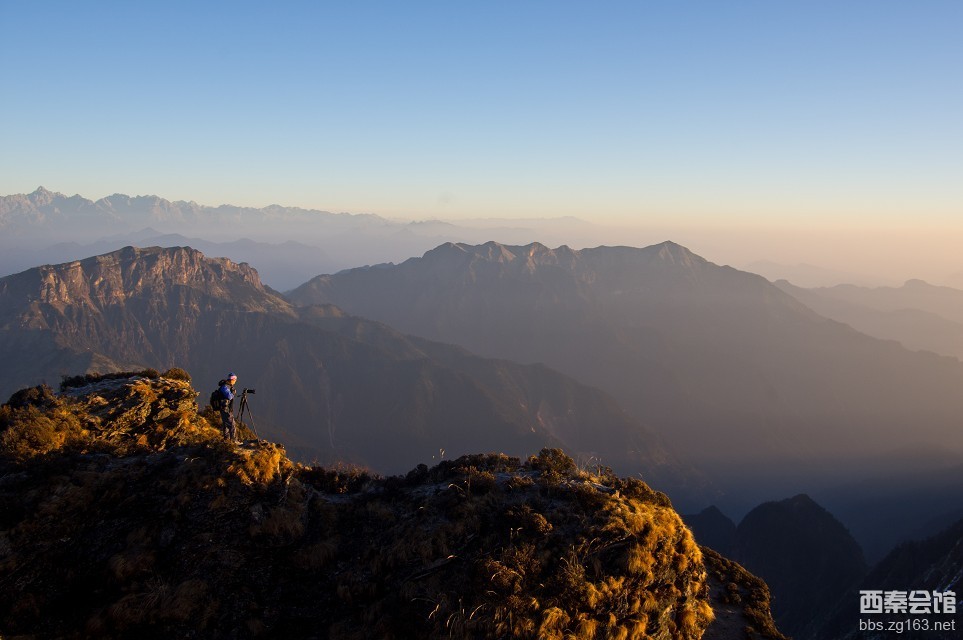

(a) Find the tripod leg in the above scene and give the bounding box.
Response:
[236,396,259,440]
[243,401,259,439]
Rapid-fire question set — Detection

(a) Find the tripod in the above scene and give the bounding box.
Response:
[235,389,260,440]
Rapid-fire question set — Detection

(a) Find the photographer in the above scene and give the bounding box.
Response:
[216,373,238,442]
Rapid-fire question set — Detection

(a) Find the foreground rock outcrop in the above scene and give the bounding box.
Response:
[0,372,781,639]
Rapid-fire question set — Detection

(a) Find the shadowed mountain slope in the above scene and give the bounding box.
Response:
[0,373,786,639]
[0,246,692,494]
[818,516,963,640]
[683,507,737,557]
[288,241,963,484]
[732,494,868,640]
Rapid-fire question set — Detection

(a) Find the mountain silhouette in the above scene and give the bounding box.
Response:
[683,506,737,556]
[818,516,963,640]
[288,240,963,492]
[0,246,694,495]
[732,494,868,640]
[0,371,785,639]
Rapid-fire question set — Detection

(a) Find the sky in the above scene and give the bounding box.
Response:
[2,2,962,279]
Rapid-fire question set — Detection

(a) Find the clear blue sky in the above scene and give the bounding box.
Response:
[1,1,961,227]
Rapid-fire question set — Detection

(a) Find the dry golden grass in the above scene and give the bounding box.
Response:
[227,443,286,485]
[1,383,718,640]
[0,404,88,461]
[537,606,570,638]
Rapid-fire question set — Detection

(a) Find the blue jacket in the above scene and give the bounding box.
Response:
[219,383,235,407]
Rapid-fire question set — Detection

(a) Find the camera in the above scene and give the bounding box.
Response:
[242,388,256,394]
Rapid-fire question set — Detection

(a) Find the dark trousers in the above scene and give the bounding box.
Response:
[220,410,236,440]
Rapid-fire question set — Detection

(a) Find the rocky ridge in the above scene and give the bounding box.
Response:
[0,372,782,639]
[0,245,290,320]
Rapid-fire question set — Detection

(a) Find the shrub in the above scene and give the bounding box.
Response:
[0,403,88,461]
[299,463,373,494]
[59,369,162,391]
[162,368,192,382]
[228,443,286,485]
[527,448,578,476]
[3,385,57,409]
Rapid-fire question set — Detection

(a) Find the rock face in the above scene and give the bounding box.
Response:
[701,549,789,640]
[0,246,695,497]
[0,373,779,639]
[732,494,868,640]
[0,245,291,371]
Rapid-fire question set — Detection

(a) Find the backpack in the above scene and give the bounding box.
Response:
[210,382,227,412]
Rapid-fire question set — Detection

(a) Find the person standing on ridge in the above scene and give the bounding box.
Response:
[217,373,238,442]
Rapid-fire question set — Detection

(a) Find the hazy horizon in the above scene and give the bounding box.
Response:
[3,2,961,287]
[4,183,963,288]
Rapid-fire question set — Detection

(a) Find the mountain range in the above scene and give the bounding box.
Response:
[745,260,884,288]
[0,187,597,288]
[0,245,695,497]
[0,186,392,240]
[776,278,963,360]
[288,240,963,500]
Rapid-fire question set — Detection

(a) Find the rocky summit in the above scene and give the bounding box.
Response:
[0,371,783,639]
